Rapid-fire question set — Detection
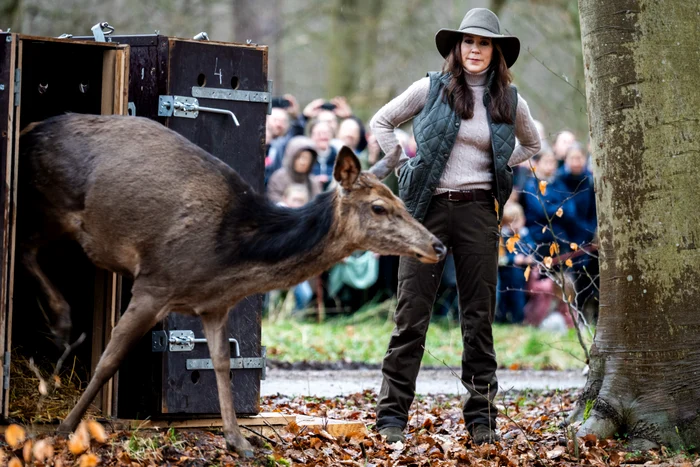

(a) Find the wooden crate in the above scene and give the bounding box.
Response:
[0,33,129,421]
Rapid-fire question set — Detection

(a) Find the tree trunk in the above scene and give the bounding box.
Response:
[326,0,361,98]
[575,0,700,450]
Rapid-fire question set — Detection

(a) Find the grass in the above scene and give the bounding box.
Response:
[262,299,591,370]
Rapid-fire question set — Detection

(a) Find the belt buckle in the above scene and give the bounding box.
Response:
[448,190,458,202]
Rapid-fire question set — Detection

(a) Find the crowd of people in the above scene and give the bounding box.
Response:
[262,92,598,329]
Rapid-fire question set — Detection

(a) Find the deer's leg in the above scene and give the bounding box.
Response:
[58,288,164,434]
[22,243,72,347]
[201,311,254,458]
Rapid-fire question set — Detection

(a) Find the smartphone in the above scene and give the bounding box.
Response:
[271,97,291,108]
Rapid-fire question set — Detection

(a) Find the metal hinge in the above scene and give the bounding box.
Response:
[3,351,10,390]
[267,80,273,115]
[158,95,239,125]
[13,68,20,107]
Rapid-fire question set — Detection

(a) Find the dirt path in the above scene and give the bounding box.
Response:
[261,367,586,397]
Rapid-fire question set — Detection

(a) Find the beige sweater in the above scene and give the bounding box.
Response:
[369,70,540,193]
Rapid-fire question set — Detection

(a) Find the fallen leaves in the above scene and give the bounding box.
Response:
[5,424,26,449]
[0,391,695,466]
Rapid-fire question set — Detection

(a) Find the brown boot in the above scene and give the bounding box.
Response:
[470,424,500,445]
[379,426,405,444]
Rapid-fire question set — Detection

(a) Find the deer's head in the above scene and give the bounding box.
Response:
[332,147,446,263]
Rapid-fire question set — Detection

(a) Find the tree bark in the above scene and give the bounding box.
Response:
[326,0,361,98]
[575,0,700,450]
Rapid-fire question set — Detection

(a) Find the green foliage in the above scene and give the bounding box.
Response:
[583,398,595,422]
[263,315,588,370]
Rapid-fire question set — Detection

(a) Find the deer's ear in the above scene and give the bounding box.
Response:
[333,146,361,190]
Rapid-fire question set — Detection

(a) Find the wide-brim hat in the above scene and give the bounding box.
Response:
[435,8,520,68]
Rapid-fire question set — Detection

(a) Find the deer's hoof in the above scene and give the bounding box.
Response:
[52,315,73,349]
[56,422,73,436]
[227,438,255,458]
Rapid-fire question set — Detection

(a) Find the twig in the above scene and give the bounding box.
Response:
[240,425,277,446]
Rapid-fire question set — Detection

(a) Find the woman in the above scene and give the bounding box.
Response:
[266,136,321,204]
[369,8,540,445]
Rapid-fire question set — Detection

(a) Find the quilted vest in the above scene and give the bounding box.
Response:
[398,71,518,223]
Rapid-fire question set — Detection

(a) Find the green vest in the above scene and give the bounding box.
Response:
[398,72,518,223]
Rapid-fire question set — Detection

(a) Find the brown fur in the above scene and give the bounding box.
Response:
[18,114,445,456]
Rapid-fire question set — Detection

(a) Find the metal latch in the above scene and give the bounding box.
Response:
[158,95,240,126]
[187,347,267,380]
[191,86,270,105]
[14,68,21,107]
[3,351,10,390]
[91,22,114,42]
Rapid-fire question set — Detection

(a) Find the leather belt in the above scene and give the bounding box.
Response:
[435,190,493,202]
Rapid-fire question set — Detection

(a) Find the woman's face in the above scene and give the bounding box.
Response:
[293,150,313,173]
[461,34,493,73]
[537,152,558,178]
[311,122,332,151]
[565,149,587,176]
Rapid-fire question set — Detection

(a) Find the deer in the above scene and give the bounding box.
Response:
[17,113,446,457]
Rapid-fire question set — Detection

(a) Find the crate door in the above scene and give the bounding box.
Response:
[0,32,18,417]
[161,39,268,416]
[6,37,129,419]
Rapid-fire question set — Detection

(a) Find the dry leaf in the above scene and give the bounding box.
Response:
[505,234,520,254]
[555,207,564,217]
[524,265,531,281]
[5,425,26,449]
[53,375,62,387]
[494,199,499,215]
[33,439,54,462]
[78,453,99,467]
[8,457,22,467]
[68,422,91,456]
[565,259,573,267]
[22,440,32,463]
[538,180,547,195]
[87,420,108,444]
[543,257,553,268]
[541,225,547,234]
[549,243,560,256]
[38,380,48,396]
[570,242,578,251]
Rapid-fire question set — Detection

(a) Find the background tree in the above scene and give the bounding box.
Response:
[572,0,700,449]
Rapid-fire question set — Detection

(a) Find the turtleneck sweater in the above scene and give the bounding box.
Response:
[369,69,540,193]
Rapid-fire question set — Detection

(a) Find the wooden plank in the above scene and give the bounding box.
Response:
[0,32,16,418]
[100,49,116,114]
[296,415,368,438]
[2,35,20,418]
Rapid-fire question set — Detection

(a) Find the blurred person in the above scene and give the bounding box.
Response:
[552,129,576,166]
[275,184,315,312]
[266,136,320,204]
[558,142,598,314]
[308,119,338,190]
[337,117,363,153]
[266,95,304,182]
[496,201,534,324]
[368,8,540,445]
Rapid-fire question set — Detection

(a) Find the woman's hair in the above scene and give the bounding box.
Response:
[564,141,586,159]
[441,38,514,124]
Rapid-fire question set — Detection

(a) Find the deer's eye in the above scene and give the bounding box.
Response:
[371,204,387,215]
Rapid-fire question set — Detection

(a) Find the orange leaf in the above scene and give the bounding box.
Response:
[565,259,573,267]
[555,207,564,217]
[5,424,26,449]
[8,457,22,467]
[87,420,108,444]
[78,453,99,467]
[538,180,547,195]
[68,422,90,456]
[543,257,553,268]
[570,242,578,251]
[53,375,62,387]
[524,265,531,281]
[23,440,32,463]
[494,199,499,215]
[505,234,520,254]
[33,439,54,463]
[549,243,560,256]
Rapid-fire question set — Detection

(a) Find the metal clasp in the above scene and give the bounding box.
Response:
[158,95,240,126]
[91,22,114,42]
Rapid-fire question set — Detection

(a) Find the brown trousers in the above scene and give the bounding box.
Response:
[376,195,500,431]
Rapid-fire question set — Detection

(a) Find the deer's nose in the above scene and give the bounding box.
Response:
[433,240,447,260]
